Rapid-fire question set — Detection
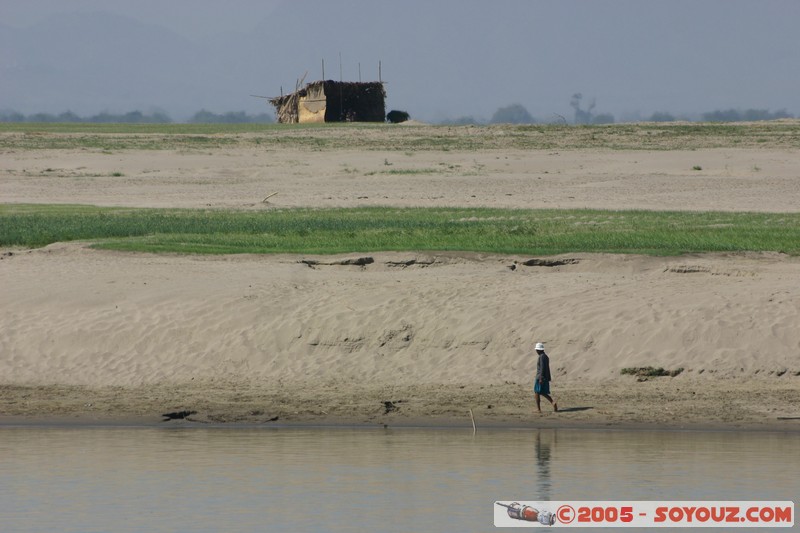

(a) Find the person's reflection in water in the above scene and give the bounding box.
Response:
[535,430,554,500]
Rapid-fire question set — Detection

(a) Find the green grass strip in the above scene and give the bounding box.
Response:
[2,204,799,256]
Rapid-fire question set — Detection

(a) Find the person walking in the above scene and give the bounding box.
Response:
[534,342,558,413]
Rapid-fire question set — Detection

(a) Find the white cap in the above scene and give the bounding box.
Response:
[535,342,545,351]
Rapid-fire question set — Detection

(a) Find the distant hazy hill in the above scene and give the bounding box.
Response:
[1,12,205,117]
[0,1,532,120]
[2,2,798,121]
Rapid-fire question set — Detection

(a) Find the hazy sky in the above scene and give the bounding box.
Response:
[2,0,799,122]
[0,0,282,39]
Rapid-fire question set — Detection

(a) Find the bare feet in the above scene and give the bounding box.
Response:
[553,402,558,412]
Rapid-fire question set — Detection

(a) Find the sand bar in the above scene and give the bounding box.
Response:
[1,124,799,429]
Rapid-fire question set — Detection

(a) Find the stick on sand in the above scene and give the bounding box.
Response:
[469,408,476,433]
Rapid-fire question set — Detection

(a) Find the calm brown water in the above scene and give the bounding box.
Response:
[1,426,797,532]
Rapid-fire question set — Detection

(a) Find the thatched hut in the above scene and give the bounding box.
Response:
[269,80,386,124]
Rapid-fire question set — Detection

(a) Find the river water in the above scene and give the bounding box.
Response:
[1,425,797,532]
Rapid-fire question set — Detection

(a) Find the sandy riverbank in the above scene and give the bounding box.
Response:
[2,245,798,430]
[2,126,799,429]
[2,378,799,432]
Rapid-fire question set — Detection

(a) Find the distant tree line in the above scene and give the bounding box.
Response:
[441,92,795,126]
[699,108,792,122]
[0,109,274,124]
[2,106,794,126]
[187,110,274,123]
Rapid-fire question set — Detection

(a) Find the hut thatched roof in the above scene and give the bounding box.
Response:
[269,80,386,124]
